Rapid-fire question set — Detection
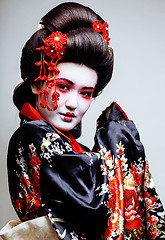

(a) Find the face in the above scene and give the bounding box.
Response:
[36,62,98,131]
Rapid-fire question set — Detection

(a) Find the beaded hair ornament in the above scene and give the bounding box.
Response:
[35,20,110,111]
[35,31,67,111]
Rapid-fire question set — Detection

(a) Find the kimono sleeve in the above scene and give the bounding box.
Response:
[7,122,46,221]
[143,159,165,239]
[93,102,165,239]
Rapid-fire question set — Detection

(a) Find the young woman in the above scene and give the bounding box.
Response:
[1,2,165,240]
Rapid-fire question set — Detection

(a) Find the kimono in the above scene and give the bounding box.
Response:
[7,101,165,240]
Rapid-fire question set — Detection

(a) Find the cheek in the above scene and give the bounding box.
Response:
[56,91,68,106]
[79,98,93,115]
[47,88,66,107]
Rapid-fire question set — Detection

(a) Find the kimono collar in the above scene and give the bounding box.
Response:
[19,103,45,121]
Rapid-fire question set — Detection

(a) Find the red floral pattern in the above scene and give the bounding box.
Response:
[13,143,42,220]
[101,147,125,239]
[132,165,142,187]
[124,189,142,230]
[21,176,31,188]
[99,141,165,240]
[29,154,41,168]
[147,216,159,239]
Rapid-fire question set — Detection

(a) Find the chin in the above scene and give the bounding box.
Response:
[54,123,77,132]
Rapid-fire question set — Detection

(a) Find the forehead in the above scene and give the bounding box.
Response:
[56,62,98,87]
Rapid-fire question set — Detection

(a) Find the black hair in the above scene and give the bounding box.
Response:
[14,2,114,110]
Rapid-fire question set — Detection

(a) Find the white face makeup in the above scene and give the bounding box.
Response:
[36,62,98,131]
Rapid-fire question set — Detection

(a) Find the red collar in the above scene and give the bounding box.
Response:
[20,103,44,121]
[20,103,85,154]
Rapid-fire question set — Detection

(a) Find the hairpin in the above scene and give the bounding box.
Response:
[35,31,67,111]
[92,20,111,45]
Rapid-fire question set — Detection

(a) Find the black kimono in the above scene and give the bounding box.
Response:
[7,102,165,239]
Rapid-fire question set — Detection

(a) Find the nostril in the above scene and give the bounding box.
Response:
[66,105,77,111]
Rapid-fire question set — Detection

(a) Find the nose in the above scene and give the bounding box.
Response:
[65,91,78,110]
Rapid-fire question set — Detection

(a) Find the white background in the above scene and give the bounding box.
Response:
[0,0,165,229]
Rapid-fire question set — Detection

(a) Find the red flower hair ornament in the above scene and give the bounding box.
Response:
[92,20,111,45]
[35,31,67,111]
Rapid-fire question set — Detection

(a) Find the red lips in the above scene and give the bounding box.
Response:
[65,112,75,117]
[61,112,75,122]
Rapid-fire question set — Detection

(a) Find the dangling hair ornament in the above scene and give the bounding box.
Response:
[35,31,67,111]
[92,20,111,45]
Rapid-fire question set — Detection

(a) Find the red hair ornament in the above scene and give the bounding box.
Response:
[92,20,111,45]
[35,31,67,111]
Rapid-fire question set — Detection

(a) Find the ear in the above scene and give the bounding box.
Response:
[31,84,39,94]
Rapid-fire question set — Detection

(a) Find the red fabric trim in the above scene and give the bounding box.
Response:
[20,103,84,153]
[20,103,44,121]
[114,102,129,120]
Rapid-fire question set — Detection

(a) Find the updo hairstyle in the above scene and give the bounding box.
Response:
[14,2,114,110]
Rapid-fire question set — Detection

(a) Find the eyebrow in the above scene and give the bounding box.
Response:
[56,78,95,90]
[82,87,95,90]
[56,78,73,85]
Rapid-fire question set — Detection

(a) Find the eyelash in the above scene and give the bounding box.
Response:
[57,84,93,98]
[57,84,69,91]
[81,91,92,98]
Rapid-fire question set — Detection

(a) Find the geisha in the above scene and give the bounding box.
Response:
[1,2,165,240]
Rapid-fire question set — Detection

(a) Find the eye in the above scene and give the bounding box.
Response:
[57,84,69,91]
[81,91,93,98]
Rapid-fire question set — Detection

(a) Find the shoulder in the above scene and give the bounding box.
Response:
[11,120,54,138]
[8,120,56,150]
[21,119,55,132]
[7,120,60,168]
